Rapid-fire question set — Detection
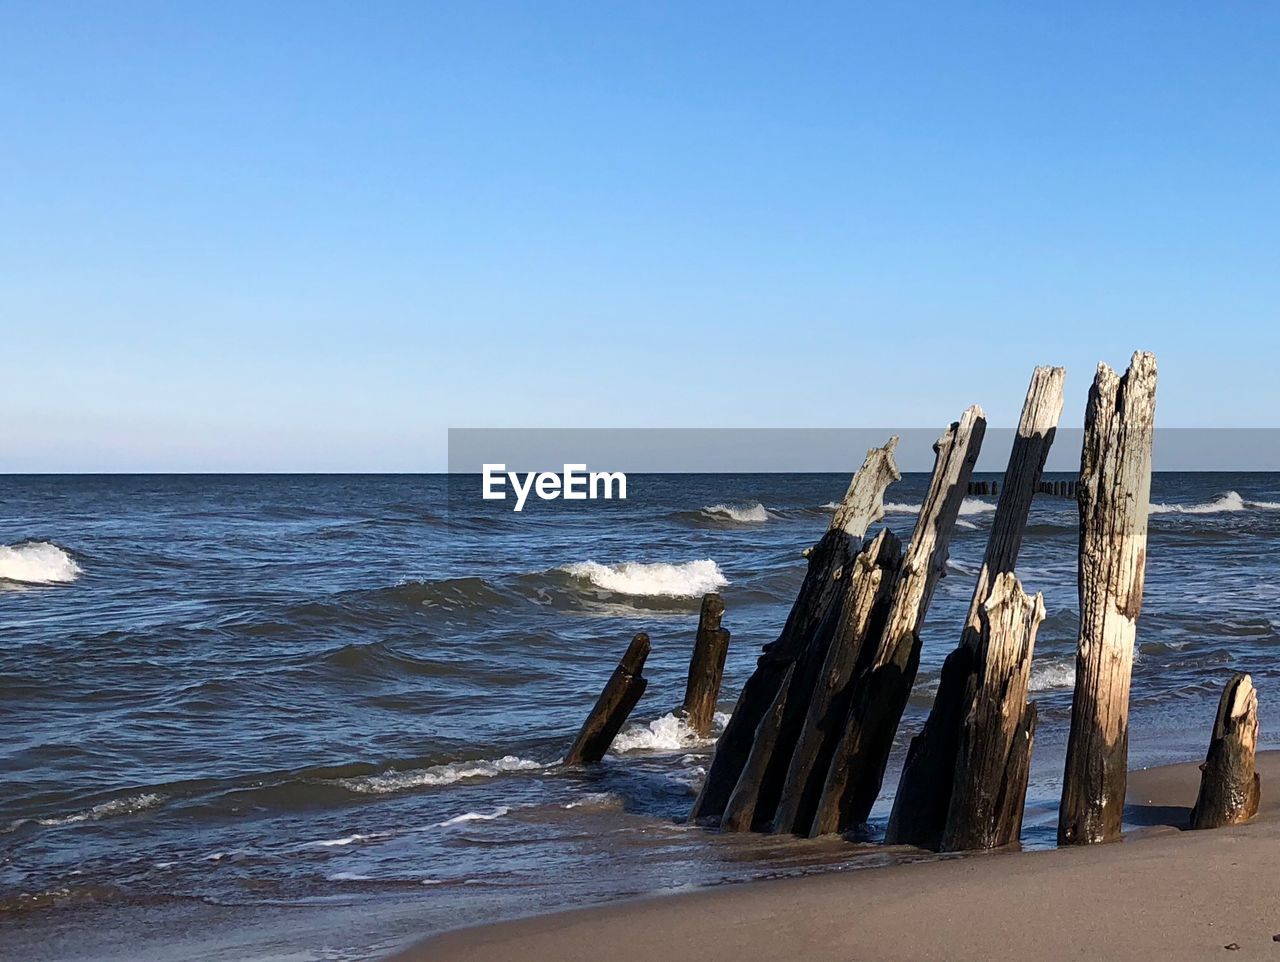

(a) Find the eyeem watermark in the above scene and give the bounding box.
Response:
[482,463,627,512]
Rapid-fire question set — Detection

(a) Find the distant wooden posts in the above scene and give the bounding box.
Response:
[1190,673,1261,830]
[968,479,1077,498]
[682,594,731,737]
[808,406,986,836]
[565,633,651,765]
[888,366,1064,849]
[1058,352,1158,846]
[939,573,1044,851]
[691,439,902,824]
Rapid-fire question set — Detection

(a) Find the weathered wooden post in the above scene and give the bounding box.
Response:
[888,366,1064,847]
[565,633,651,765]
[682,594,731,737]
[939,573,1044,851]
[1058,352,1157,846]
[769,530,903,835]
[720,665,794,832]
[809,406,986,836]
[1190,673,1260,830]
[691,440,901,824]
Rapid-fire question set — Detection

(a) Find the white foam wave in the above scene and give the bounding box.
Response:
[956,520,979,530]
[0,542,81,585]
[35,792,165,827]
[1147,491,1280,515]
[309,833,380,847]
[879,499,994,518]
[339,755,543,795]
[611,711,728,754]
[702,502,769,523]
[883,501,920,514]
[561,560,728,598]
[436,806,510,828]
[1029,659,1076,692]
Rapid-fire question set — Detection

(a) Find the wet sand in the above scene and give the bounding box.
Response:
[395,752,1280,962]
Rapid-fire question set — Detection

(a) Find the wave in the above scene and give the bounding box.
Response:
[338,755,544,795]
[879,499,995,518]
[33,792,166,827]
[0,541,81,585]
[436,806,510,828]
[560,560,728,598]
[1148,491,1280,515]
[1029,659,1076,692]
[610,711,730,754]
[701,502,769,523]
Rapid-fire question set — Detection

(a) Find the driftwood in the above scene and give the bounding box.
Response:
[939,573,1044,851]
[564,633,651,765]
[809,406,986,836]
[888,366,1064,848]
[691,440,901,824]
[769,530,903,835]
[1190,673,1260,830]
[1058,352,1157,846]
[681,594,731,737]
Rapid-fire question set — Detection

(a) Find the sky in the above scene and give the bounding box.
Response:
[2,2,1278,471]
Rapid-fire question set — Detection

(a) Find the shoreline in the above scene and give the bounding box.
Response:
[392,752,1280,962]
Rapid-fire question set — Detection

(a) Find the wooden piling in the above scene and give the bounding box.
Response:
[809,406,986,836]
[564,633,651,765]
[1058,352,1157,846]
[887,366,1064,848]
[1190,673,1261,830]
[769,530,903,835]
[939,573,1044,851]
[682,594,731,738]
[690,440,901,824]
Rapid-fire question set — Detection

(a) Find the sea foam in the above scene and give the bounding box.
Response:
[339,755,543,795]
[0,542,81,585]
[561,559,728,598]
[1147,491,1280,515]
[34,792,165,827]
[701,502,770,523]
[611,711,730,753]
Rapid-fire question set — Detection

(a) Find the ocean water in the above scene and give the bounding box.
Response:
[4,472,1280,960]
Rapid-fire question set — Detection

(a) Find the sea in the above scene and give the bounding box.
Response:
[3,472,1279,960]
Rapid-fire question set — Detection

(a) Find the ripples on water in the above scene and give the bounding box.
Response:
[3,473,1280,958]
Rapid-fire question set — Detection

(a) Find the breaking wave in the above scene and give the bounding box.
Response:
[610,711,731,754]
[1029,659,1076,692]
[701,502,770,523]
[880,499,996,518]
[338,756,544,795]
[560,560,728,598]
[0,542,81,585]
[33,792,166,827]
[1149,491,1280,515]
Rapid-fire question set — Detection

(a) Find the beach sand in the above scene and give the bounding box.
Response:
[395,752,1280,962]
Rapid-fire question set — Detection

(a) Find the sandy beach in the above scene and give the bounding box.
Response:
[396,752,1280,962]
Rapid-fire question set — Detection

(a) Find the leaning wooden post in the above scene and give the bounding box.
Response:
[682,594,731,737]
[1190,673,1261,830]
[1058,352,1157,845]
[691,440,901,824]
[940,573,1044,851]
[564,633,651,765]
[809,406,986,836]
[888,366,1064,847]
[769,529,903,836]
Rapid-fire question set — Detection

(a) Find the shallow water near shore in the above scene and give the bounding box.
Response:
[4,472,1280,961]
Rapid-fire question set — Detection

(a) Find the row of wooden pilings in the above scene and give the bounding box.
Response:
[967,478,1078,498]
[565,352,1260,851]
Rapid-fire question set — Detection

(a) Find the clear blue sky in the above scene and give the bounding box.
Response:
[3,2,1277,471]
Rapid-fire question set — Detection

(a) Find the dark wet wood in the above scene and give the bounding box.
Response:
[691,440,901,824]
[810,407,986,836]
[888,366,1064,848]
[940,573,1044,852]
[720,665,794,832]
[1190,672,1260,830]
[681,594,731,738]
[564,633,651,765]
[769,530,902,836]
[1059,352,1157,846]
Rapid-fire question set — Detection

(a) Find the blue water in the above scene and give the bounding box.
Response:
[3,472,1279,960]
